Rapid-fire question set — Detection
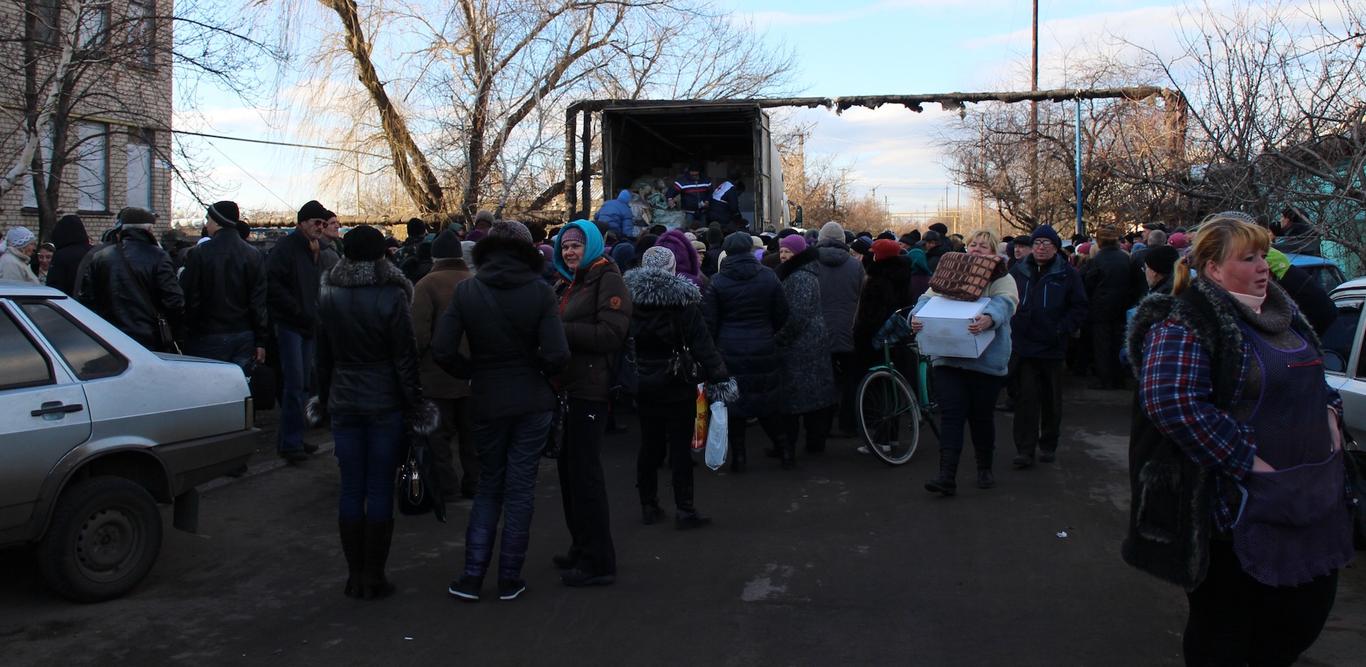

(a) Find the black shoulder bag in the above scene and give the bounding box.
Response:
[472,281,568,458]
[115,244,178,353]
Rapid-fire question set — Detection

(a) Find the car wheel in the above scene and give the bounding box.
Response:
[37,477,163,603]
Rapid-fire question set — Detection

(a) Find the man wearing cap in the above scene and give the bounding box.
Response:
[412,229,476,500]
[1008,224,1088,468]
[268,200,330,463]
[78,207,185,352]
[1,226,41,283]
[179,201,268,373]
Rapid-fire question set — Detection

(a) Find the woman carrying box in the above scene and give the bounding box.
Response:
[910,230,1019,495]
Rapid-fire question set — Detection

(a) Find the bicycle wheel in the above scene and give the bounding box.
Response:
[856,369,921,466]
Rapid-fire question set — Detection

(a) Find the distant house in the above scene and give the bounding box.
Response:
[0,0,173,239]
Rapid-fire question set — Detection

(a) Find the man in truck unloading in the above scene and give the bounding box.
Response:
[667,164,711,227]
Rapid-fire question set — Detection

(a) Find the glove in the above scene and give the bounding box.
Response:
[703,377,739,404]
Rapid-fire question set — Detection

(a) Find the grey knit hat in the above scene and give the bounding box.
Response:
[641,245,677,274]
[487,220,533,245]
[818,221,845,245]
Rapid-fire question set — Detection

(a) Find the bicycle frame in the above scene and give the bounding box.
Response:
[876,341,937,423]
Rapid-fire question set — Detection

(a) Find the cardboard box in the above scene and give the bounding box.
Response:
[912,296,995,359]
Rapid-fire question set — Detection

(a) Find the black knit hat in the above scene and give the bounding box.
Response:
[431,229,461,259]
[297,200,333,223]
[1144,245,1180,276]
[407,218,427,239]
[208,201,240,226]
[342,225,386,262]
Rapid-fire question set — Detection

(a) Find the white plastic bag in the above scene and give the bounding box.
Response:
[705,401,729,470]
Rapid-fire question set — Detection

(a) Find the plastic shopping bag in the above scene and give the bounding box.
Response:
[692,385,709,451]
[705,401,729,470]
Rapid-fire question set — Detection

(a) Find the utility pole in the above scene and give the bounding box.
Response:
[1030,0,1039,227]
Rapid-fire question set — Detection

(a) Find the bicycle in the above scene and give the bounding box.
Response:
[855,339,939,466]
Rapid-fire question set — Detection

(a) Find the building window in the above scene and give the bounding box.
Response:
[21,126,55,210]
[76,1,111,50]
[127,0,155,67]
[73,122,109,212]
[27,0,61,45]
[126,131,154,211]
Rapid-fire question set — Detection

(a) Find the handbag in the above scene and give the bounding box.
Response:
[927,252,1004,301]
[396,433,446,522]
[472,280,565,458]
[115,244,179,352]
[664,313,703,384]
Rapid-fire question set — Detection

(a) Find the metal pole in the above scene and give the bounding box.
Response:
[1074,98,1084,238]
[1029,0,1039,225]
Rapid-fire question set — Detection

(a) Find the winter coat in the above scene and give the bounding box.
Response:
[179,227,269,345]
[655,229,705,287]
[45,215,91,295]
[906,247,932,305]
[1009,253,1089,359]
[914,272,1018,377]
[555,256,632,402]
[265,229,322,335]
[1084,244,1138,320]
[77,228,185,351]
[813,242,865,354]
[1276,262,1335,337]
[412,258,473,400]
[433,235,570,419]
[316,258,420,416]
[623,267,729,404]
[775,249,836,413]
[702,252,789,418]
[0,247,39,283]
[925,244,950,273]
[595,190,636,240]
[706,180,740,225]
[853,256,915,356]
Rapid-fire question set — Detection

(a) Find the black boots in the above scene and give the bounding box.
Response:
[674,486,710,529]
[361,520,395,600]
[924,449,959,496]
[779,438,796,470]
[641,502,664,525]
[340,519,366,598]
[976,448,995,489]
[730,442,747,473]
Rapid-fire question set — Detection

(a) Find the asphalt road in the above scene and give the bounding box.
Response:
[2,383,1363,666]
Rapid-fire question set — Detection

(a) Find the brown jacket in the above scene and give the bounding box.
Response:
[413,259,472,399]
[556,257,632,401]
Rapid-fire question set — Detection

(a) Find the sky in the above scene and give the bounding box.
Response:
[170,0,1205,219]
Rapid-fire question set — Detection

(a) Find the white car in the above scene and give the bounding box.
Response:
[1324,276,1366,442]
[0,281,258,602]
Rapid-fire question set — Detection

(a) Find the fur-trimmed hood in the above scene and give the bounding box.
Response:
[624,266,701,308]
[323,256,414,300]
[775,246,820,281]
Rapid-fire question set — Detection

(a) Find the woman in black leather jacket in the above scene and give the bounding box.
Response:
[317,225,425,600]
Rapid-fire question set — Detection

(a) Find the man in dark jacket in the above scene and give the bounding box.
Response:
[922,230,950,273]
[77,207,184,352]
[666,164,711,227]
[180,201,268,372]
[268,200,329,462]
[1009,225,1088,468]
[45,214,91,296]
[812,221,866,434]
[1083,230,1137,389]
[435,220,570,603]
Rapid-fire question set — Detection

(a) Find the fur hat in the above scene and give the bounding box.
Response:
[641,246,677,273]
[431,229,461,259]
[343,225,386,262]
[488,220,533,245]
[928,222,949,235]
[117,207,157,228]
[297,200,332,223]
[779,234,807,255]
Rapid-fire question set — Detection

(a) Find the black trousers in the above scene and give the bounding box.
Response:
[933,366,1001,469]
[432,397,478,498]
[637,400,696,509]
[832,352,859,433]
[1184,540,1338,666]
[1092,314,1126,387]
[557,398,616,576]
[783,406,834,453]
[727,415,786,460]
[1013,357,1063,456]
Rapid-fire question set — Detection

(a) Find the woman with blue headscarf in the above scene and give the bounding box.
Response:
[549,219,633,587]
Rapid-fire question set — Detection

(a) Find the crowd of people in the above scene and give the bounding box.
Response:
[1,200,1353,664]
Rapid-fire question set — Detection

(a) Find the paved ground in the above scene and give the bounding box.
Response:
[1,382,1362,666]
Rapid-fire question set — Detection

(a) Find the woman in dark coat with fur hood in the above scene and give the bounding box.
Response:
[625,247,736,528]
[772,234,836,466]
[316,225,425,601]
[702,231,789,472]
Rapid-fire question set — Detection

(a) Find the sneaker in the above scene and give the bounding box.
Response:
[497,579,527,601]
[560,568,615,587]
[1012,454,1035,469]
[448,575,482,602]
[856,444,894,455]
[1039,451,1057,463]
[924,477,957,496]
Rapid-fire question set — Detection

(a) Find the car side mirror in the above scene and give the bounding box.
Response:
[1324,350,1347,373]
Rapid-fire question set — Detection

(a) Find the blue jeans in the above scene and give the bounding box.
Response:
[463,411,553,581]
[276,324,315,454]
[332,411,405,522]
[184,331,254,373]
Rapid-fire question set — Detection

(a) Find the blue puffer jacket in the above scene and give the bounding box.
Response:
[594,190,636,240]
[1009,254,1089,359]
[702,252,789,418]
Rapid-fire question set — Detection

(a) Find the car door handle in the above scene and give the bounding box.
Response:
[31,402,84,417]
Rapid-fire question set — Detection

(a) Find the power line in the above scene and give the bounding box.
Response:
[172,129,388,159]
